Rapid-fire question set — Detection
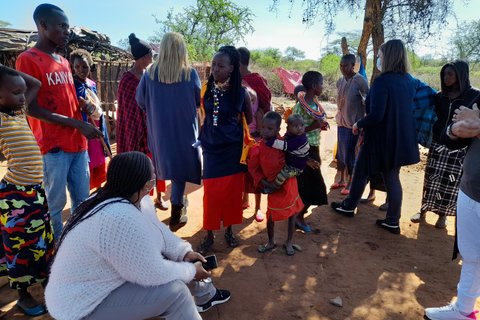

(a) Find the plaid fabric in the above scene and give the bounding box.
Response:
[412,80,437,148]
[421,141,466,216]
[292,102,320,147]
[336,126,359,166]
[116,72,148,154]
[242,73,272,113]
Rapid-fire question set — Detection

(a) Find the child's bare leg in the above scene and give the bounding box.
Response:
[266,214,275,247]
[254,193,265,221]
[286,214,296,252]
[242,192,249,207]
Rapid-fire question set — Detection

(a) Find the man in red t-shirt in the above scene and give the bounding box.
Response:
[16,4,102,242]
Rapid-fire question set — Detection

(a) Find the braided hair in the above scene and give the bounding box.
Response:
[205,46,243,113]
[55,151,152,250]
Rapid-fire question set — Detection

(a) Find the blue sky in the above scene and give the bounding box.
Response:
[2,0,479,60]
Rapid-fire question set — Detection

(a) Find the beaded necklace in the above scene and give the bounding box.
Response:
[211,76,230,126]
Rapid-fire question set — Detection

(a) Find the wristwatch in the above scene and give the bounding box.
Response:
[446,123,457,139]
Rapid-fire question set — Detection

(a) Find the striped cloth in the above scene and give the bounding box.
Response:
[336,126,359,166]
[0,107,43,185]
[421,141,466,216]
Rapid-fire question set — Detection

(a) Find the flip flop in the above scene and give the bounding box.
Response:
[255,210,265,222]
[341,188,350,195]
[291,244,303,252]
[330,182,347,189]
[284,244,295,256]
[258,243,277,253]
[242,203,250,210]
[16,300,46,316]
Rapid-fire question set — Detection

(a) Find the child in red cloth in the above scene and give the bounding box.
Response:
[248,111,304,255]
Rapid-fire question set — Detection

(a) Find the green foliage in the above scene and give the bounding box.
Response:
[408,49,421,69]
[0,20,11,28]
[320,54,341,83]
[324,30,373,56]
[150,0,254,61]
[284,46,306,61]
[450,19,480,62]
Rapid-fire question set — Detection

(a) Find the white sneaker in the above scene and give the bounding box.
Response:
[425,302,478,320]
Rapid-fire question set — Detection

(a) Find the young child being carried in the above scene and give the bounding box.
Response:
[248,111,304,255]
[260,113,310,194]
[0,65,55,316]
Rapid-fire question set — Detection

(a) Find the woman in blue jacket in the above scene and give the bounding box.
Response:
[331,39,420,234]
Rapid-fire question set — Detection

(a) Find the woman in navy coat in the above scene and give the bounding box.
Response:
[331,39,420,234]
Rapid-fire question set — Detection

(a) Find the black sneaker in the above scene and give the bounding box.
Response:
[196,289,231,313]
[331,202,355,217]
[375,219,400,234]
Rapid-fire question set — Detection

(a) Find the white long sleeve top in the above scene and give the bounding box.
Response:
[45,197,196,320]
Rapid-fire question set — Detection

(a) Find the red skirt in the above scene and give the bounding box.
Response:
[146,153,166,194]
[90,163,107,190]
[267,177,304,222]
[203,172,244,230]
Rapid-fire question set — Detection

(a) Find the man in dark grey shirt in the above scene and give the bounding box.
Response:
[425,103,480,320]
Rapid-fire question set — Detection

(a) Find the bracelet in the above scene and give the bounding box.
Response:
[446,124,457,139]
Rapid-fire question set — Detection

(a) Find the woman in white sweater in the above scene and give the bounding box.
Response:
[45,151,230,320]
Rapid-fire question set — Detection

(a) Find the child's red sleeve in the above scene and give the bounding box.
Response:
[247,144,264,188]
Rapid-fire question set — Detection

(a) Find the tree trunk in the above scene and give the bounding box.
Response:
[370,0,385,86]
[358,0,374,72]
[358,0,386,85]
[341,37,349,55]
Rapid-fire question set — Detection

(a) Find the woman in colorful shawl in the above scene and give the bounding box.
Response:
[70,49,111,190]
[410,59,480,228]
[292,72,329,233]
[136,32,201,232]
[197,46,253,255]
[116,33,167,209]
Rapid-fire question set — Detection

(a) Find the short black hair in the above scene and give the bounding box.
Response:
[341,54,356,64]
[294,84,306,96]
[33,3,64,25]
[302,71,323,90]
[263,111,282,128]
[0,66,20,88]
[287,113,304,125]
[237,47,250,66]
[70,49,94,67]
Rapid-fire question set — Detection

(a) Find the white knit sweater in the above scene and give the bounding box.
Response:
[45,197,196,320]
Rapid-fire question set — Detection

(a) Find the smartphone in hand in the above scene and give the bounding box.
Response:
[190,255,218,270]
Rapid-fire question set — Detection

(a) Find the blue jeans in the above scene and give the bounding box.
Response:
[171,181,186,206]
[43,150,90,241]
[344,148,403,224]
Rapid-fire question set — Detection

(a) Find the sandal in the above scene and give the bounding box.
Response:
[224,231,239,248]
[197,237,214,255]
[258,243,276,253]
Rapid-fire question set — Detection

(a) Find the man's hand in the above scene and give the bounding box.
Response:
[451,118,480,139]
[76,120,103,140]
[453,103,479,123]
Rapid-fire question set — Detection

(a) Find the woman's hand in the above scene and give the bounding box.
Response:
[183,251,204,262]
[183,251,212,281]
[193,261,212,281]
[352,122,359,135]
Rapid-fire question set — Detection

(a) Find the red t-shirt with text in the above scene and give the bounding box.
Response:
[16,47,86,155]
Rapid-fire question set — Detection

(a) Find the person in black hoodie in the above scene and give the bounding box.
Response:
[410,60,480,228]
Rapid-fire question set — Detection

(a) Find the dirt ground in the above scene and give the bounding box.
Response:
[0,103,478,320]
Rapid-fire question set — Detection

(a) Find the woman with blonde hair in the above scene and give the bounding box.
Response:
[331,39,420,234]
[136,32,201,231]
